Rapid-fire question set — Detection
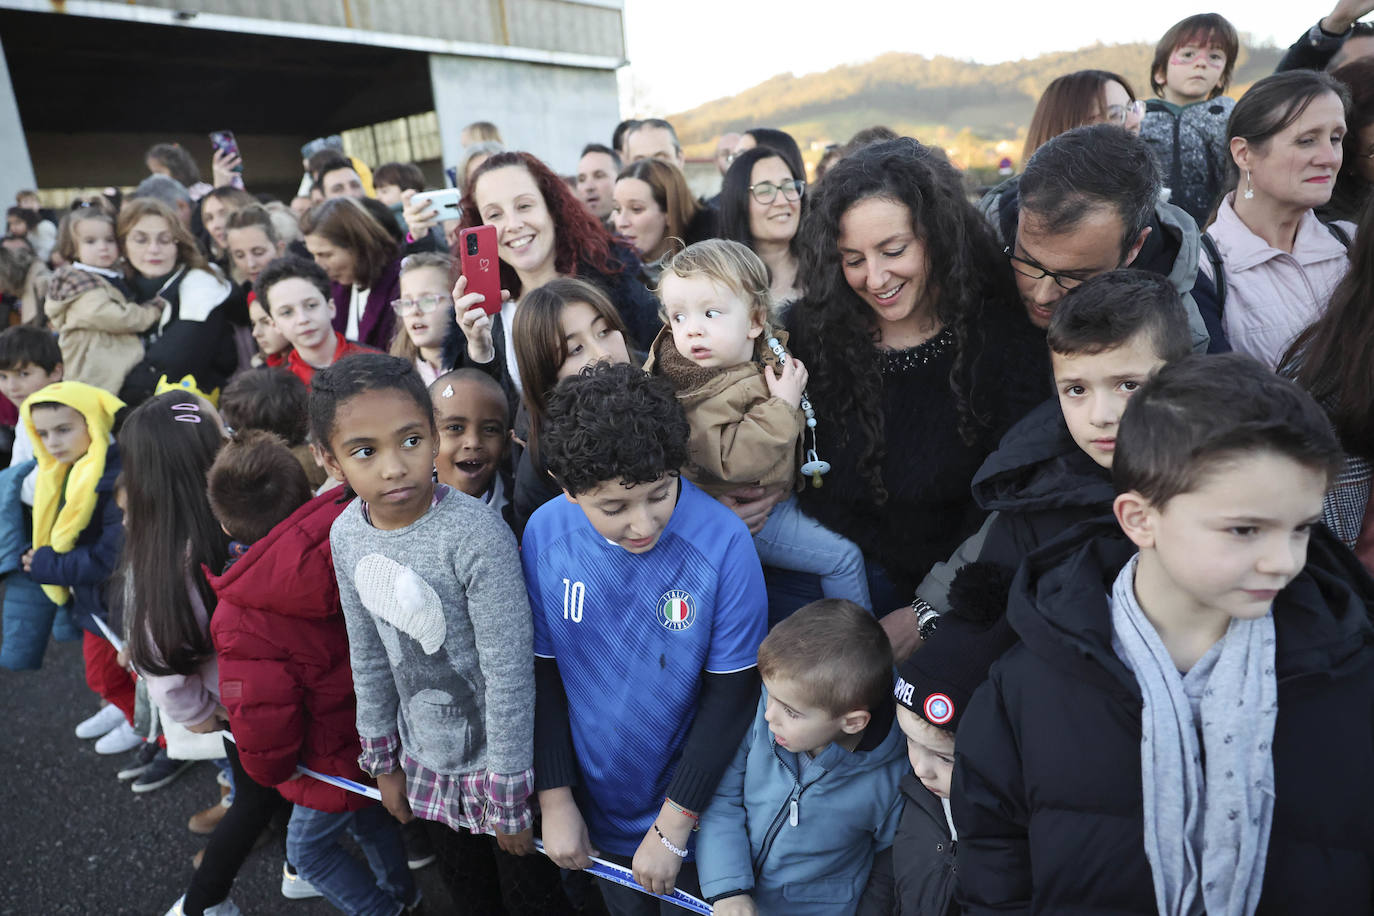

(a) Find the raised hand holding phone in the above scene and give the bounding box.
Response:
[452,273,510,364]
[209,130,245,189]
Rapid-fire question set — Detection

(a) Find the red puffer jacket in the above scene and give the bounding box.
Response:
[209,490,372,812]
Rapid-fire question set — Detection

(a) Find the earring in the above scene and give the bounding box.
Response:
[1243,170,1254,200]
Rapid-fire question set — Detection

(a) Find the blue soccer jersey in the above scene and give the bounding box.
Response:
[523,478,768,856]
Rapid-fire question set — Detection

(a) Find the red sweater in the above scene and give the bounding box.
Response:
[285,333,374,388]
[208,490,373,812]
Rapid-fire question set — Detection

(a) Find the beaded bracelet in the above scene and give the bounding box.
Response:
[665,798,701,828]
[767,336,831,488]
[653,823,689,859]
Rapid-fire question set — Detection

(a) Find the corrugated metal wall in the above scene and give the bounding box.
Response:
[124,0,624,58]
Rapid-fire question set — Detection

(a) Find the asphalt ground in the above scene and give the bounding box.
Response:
[0,636,457,916]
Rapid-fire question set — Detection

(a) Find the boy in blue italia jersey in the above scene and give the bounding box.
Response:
[522,363,768,916]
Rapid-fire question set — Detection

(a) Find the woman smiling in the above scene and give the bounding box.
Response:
[441,151,659,404]
[116,198,236,404]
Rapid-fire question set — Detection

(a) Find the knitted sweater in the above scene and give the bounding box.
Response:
[788,311,1048,597]
[331,486,534,778]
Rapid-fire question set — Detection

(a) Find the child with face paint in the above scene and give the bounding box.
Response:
[1139,13,1241,225]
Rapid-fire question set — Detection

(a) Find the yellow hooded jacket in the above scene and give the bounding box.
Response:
[21,381,125,606]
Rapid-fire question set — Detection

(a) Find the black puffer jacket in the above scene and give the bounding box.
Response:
[952,520,1374,914]
[916,397,1114,616]
[968,397,1114,573]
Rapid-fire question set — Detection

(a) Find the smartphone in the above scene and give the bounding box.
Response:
[411,188,463,222]
[459,225,502,316]
[209,131,242,172]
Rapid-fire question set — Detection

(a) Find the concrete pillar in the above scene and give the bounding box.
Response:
[429,54,620,180]
[0,38,37,205]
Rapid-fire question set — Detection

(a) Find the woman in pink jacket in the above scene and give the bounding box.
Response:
[1201,69,1356,369]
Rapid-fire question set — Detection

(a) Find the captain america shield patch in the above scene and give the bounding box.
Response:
[923,692,955,725]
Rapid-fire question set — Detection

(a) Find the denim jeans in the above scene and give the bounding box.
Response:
[752,495,871,610]
[286,804,415,916]
[212,757,235,804]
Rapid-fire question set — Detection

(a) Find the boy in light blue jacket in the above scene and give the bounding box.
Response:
[697,599,906,915]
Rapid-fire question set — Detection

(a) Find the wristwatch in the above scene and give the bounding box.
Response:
[912,596,940,640]
[1310,20,1351,44]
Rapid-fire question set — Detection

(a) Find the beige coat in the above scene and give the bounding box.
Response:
[645,326,802,498]
[44,267,163,394]
[20,261,49,325]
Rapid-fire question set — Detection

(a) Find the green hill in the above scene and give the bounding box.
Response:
[669,41,1284,168]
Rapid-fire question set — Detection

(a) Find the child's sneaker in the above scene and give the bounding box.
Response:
[131,749,195,793]
[401,819,437,869]
[280,861,323,900]
[116,741,161,780]
[75,704,125,740]
[163,895,241,916]
[93,720,142,755]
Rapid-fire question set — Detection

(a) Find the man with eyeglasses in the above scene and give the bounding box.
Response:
[981,124,1225,353]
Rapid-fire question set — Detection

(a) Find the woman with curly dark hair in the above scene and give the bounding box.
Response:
[787,137,1047,635]
[440,151,659,403]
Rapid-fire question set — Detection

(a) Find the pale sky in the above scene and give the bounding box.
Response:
[620,1,1340,115]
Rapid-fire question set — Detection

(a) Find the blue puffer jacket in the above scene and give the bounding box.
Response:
[696,690,907,914]
[27,444,124,636]
[0,460,62,670]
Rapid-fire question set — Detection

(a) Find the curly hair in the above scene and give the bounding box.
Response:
[540,362,689,495]
[458,151,630,299]
[792,137,1022,501]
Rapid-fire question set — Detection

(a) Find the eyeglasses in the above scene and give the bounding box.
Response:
[390,293,451,315]
[1105,100,1146,126]
[1003,246,1096,291]
[749,178,805,204]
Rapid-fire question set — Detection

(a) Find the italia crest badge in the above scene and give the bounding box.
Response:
[657,589,696,631]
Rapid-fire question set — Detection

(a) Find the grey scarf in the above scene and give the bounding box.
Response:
[1109,555,1277,916]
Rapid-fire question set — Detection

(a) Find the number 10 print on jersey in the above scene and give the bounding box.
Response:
[562,578,585,623]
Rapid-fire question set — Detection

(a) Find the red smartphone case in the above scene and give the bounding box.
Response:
[459,225,502,316]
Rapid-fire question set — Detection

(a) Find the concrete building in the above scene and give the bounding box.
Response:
[0,0,625,204]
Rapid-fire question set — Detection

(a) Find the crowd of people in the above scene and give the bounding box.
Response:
[2,5,1374,915]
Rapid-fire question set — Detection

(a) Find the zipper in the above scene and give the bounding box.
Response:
[752,743,809,871]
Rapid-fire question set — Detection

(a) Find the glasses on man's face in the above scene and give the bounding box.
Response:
[1105,100,1146,126]
[390,293,451,316]
[749,178,806,205]
[1003,246,1093,291]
